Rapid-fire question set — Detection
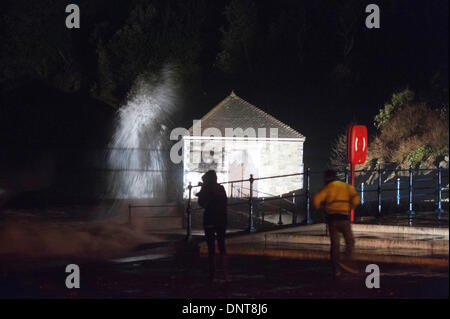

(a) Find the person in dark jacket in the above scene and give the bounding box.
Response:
[195,170,229,282]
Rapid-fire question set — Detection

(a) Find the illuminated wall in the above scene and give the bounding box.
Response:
[182,138,304,199]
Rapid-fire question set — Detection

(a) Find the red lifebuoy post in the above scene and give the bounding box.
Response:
[347,125,368,222]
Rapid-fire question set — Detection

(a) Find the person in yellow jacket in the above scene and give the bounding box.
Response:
[313,169,361,278]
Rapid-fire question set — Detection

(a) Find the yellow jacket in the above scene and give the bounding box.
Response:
[313,180,360,215]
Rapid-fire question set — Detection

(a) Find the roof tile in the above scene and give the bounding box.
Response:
[188,92,305,139]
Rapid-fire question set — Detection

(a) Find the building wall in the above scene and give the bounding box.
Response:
[183,138,304,198]
[256,140,304,196]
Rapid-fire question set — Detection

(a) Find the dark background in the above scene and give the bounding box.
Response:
[0,0,448,202]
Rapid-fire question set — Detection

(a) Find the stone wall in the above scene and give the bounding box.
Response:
[183,138,304,198]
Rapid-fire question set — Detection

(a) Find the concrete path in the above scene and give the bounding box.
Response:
[198,223,449,267]
[265,224,449,252]
[1,254,447,298]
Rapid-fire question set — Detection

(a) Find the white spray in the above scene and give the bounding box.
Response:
[107,66,179,199]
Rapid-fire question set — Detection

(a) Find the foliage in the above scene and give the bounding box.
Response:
[363,98,449,170]
[329,89,448,171]
[0,0,448,113]
[329,129,348,171]
[0,0,81,92]
[406,144,434,167]
[95,1,205,102]
[217,0,258,74]
[374,89,415,129]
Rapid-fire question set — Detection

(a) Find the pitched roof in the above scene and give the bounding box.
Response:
[188,91,305,139]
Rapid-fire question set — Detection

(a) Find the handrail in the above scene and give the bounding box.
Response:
[230,182,290,197]
[182,166,448,237]
[189,171,305,189]
[231,184,295,203]
[187,167,449,189]
[110,166,449,235]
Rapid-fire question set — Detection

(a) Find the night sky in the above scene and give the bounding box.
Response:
[0,0,448,198]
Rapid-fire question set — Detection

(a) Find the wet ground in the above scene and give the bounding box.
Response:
[0,209,447,299]
[0,253,447,299]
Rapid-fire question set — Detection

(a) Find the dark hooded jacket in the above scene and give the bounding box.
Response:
[196,178,227,228]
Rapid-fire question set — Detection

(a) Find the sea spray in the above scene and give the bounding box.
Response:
[0,213,163,259]
[107,66,179,199]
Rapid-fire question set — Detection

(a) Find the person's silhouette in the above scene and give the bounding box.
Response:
[196,170,229,282]
[313,169,360,278]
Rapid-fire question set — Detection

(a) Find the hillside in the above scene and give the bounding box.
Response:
[330,89,449,182]
[364,90,448,173]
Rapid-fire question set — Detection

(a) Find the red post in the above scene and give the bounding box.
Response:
[350,163,355,222]
[347,125,367,223]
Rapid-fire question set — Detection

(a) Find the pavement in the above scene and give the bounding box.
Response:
[0,211,448,299]
[192,218,449,266]
[0,251,448,299]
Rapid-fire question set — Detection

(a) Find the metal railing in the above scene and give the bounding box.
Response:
[184,167,448,239]
[354,167,448,217]
[185,168,313,239]
[232,184,299,226]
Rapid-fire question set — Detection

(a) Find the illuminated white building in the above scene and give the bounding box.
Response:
[183,92,305,198]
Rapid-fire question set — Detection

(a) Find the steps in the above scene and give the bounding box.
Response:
[265,225,449,253]
[200,244,449,267]
[198,223,449,266]
[266,233,448,251]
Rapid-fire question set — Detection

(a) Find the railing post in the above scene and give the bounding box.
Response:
[261,197,265,225]
[360,183,364,205]
[248,174,256,233]
[396,177,401,206]
[305,168,312,224]
[407,167,415,223]
[377,167,382,215]
[435,167,443,214]
[292,192,297,224]
[186,182,193,240]
[278,195,284,225]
